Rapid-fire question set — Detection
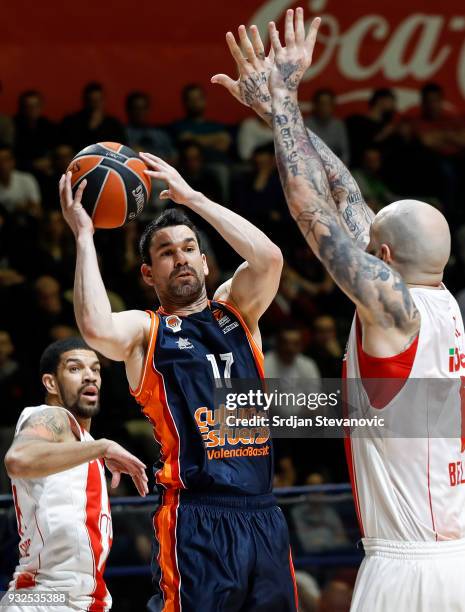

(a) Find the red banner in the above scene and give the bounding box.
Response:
[1,0,464,122]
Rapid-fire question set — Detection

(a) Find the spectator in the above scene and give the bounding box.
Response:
[305,89,350,165]
[177,140,223,204]
[14,90,56,171]
[0,146,42,217]
[346,88,397,166]
[318,580,353,612]
[171,84,231,160]
[237,115,273,161]
[35,210,76,286]
[233,143,288,243]
[415,83,465,157]
[296,571,320,612]
[60,82,126,151]
[265,325,321,410]
[0,330,26,492]
[307,315,343,379]
[125,91,176,162]
[273,456,297,488]
[0,82,14,147]
[383,117,442,200]
[352,146,397,212]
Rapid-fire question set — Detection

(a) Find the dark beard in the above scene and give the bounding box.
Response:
[167,266,204,303]
[57,381,100,419]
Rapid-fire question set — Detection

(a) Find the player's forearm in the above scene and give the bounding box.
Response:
[74,233,114,340]
[187,192,282,270]
[5,439,108,479]
[304,129,374,247]
[272,90,338,227]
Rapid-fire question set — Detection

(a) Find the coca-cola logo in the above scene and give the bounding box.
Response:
[249,0,465,112]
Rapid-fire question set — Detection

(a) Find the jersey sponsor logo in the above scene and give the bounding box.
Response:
[449,347,465,372]
[165,314,182,333]
[176,337,194,350]
[194,406,270,449]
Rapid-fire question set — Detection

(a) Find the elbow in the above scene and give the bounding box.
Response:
[4,449,28,479]
[268,244,283,271]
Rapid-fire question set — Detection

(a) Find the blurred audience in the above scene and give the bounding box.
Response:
[125,91,176,162]
[352,146,397,212]
[305,89,350,165]
[307,315,343,379]
[346,88,397,166]
[14,90,56,172]
[237,115,273,161]
[61,82,126,152]
[0,146,42,217]
[171,84,232,161]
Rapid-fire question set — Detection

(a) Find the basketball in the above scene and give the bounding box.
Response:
[66,142,151,228]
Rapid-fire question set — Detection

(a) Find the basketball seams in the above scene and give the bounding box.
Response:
[90,169,111,221]
[108,169,128,227]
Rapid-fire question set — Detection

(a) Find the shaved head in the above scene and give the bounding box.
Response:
[367,200,451,285]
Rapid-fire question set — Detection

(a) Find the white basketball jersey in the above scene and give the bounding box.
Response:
[9,405,112,611]
[344,286,465,541]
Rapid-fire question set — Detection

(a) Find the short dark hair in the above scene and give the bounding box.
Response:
[182,83,204,102]
[18,89,42,108]
[39,337,94,378]
[312,88,335,102]
[126,90,150,113]
[83,82,103,98]
[139,208,203,265]
[421,82,443,99]
[368,88,395,108]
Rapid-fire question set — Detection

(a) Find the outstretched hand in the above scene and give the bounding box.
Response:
[103,439,149,497]
[211,24,274,121]
[140,152,197,206]
[268,8,321,93]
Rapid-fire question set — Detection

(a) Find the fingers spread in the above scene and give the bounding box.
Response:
[268,22,282,53]
[305,17,321,57]
[249,25,265,59]
[284,9,296,46]
[226,31,247,68]
[295,7,305,45]
[238,25,257,65]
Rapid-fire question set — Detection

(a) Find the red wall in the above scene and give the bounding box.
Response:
[1,0,464,122]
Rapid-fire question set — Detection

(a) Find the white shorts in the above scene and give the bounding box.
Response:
[350,537,465,612]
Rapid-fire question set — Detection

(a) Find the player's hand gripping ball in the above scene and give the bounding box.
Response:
[66,142,152,228]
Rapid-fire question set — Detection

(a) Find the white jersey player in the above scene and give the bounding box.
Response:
[212,8,465,610]
[3,337,148,611]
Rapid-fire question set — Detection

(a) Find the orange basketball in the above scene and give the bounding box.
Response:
[66,142,151,228]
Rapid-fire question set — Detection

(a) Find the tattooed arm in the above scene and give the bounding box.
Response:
[4,407,148,494]
[267,11,419,355]
[212,13,374,247]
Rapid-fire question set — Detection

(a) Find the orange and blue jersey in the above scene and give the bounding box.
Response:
[131,300,273,495]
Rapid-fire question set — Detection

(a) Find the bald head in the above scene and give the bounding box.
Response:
[368,200,450,285]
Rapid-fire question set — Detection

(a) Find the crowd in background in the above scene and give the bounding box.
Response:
[1,80,465,498]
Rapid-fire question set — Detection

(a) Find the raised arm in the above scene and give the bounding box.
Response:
[211,12,374,247]
[59,173,150,388]
[141,153,282,340]
[267,11,419,350]
[4,407,148,495]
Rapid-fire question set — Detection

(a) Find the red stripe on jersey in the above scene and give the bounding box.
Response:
[15,572,36,589]
[85,460,107,611]
[342,359,365,537]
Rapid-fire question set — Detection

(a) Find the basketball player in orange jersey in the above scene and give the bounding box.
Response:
[3,337,148,612]
[59,152,299,609]
[214,8,465,611]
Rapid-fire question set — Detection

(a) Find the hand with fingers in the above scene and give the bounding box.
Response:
[211,24,274,121]
[268,8,321,94]
[103,439,149,497]
[140,152,197,207]
[58,171,94,238]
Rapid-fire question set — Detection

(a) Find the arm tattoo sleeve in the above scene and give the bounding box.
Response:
[272,90,419,331]
[16,408,72,443]
[305,128,374,247]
